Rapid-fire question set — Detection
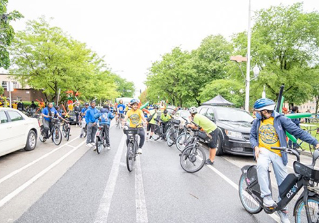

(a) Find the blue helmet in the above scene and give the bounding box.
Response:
[130,99,140,105]
[254,98,276,111]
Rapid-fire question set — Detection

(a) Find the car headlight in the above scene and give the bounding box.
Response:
[225,130,243,139]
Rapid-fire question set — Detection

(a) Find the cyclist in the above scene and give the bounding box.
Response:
[146,105,158,141]
[116,100,126,124]
[187,107,218,165]
[96,104,114,150]
[80,103,89,138]
[74,102,81,126]
[250,98,319,223]
[160,109,171,139]
[42,102,64,139]
[122,99,147,154]
[85,101,99,147]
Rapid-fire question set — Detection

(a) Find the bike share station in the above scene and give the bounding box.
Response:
[239,85,319,223]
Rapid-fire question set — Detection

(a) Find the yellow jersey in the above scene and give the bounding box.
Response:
[258,117,281,156]
[127,109,143,128]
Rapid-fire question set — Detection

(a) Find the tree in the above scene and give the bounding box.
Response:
[232,3,319,106]
[9,17,118,103]
[199,79,245,107]
[112,74,135,98]
[0,85,3,95]
[0,0,23,69]
[139,89,148,104]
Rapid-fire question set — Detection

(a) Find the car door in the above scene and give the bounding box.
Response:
[0,110,14,156]
[7,110,26,150]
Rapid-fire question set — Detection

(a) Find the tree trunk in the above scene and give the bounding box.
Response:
[315,96,319,115]
[195,98,201,107]
[179,97,183,107]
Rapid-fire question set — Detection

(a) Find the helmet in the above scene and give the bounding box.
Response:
[130,99,140,105]
[253,98,276,111]
[189,107,197,114]
[153,105,158,110]
[164,109,168,114]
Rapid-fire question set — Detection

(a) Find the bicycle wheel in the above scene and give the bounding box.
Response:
[308,144,315,155]
[83,127,87,138]
[180,146,206,173]
[176,133,191,152]
[294,195,319,223]
[152,126,161,141]
[96,137,102,154]
[126,143,135,172]
[167,128,175,147]
[238,173,262,214]
[66,128,70,141]
[52,128,62,145]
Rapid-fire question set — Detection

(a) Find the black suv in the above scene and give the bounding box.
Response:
[197,105,253,156]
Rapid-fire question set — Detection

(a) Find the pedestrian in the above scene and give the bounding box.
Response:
[187,107,218,165]
[282,107,288,115]
[250,98,319,223]
[85,101,99,147]
[17,99,24,111]
[41,102,58,139]
[96,104,114,150]
[74,102,81,126]
[160,109,171,139]
[12,102,18,109]
[146,105,158,141]
[80,103,89,138]
[288,106,300,149]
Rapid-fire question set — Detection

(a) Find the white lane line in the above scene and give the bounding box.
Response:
[135,156,148,223]
[0,137,80,185]
[94,135,126,223]
[0,141,86,208]
[66,144,76,149]
[206,165,281,222]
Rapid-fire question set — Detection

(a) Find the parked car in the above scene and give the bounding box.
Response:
[0,108,40,157]
[67,111,77,125]
[197,106,254,156]
[174,110,191,126]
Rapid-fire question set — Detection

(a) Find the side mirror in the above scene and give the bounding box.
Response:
[312,149,319,166]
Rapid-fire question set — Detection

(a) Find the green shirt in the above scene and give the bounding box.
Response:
[161,113,171,122]
[193,114,217,133]
[149,110,158,124]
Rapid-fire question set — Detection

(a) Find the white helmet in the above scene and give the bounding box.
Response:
[189,107,197,114]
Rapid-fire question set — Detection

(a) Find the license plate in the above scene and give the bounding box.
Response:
[232,147,244,152]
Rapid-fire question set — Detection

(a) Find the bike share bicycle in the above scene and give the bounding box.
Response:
[180,121,208,173]
[62,120,71,141]
[239,147,319,223]
[95,123,108,154]
[166,119,182,147]
[123,124,142,172]
[175,117,193,152]
[39,117,63,145]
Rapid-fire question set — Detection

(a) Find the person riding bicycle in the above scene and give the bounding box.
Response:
[95,104,114,150]
[250,98,319,223]
[80,103,89,138]
[187,107,218,166]
[116,100,126,123]
[160,109,171,139]
[85,101,99,147]
[122,99,147,154]
[42,102,63,139]
[146,105,158,141]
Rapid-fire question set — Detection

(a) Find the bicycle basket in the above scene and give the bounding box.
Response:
[123,129,138,135]
[293,161,319,182]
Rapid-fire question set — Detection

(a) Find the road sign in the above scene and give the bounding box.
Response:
[7,81,14,92]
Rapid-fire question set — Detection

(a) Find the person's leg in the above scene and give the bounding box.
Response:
[91,125,98,143]
[138,128,145,148]
[207,129,218,163]
[150,124,155,137]
[257,148,272,199]
[105,125,110,147]
[75,114,79,126]
[43,119,50,138]
[146,124,151,140]
[86,123,93,144]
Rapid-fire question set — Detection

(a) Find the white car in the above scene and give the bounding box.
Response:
[0,108,40,157]
[174,110,191,127]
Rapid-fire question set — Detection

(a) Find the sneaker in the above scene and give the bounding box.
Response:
[137,148,143,154]
[86,143,91,148]
[90,142,95,147]
[93,147,97,151]
[263,195,276,208]
[205,159,214,165]
[277,209,290,223]
[107,146,111,150]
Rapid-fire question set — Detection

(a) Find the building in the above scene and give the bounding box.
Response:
[283,98,317,113]
[0,74,46,102]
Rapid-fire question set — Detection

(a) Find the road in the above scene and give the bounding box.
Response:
[0,123,316,223]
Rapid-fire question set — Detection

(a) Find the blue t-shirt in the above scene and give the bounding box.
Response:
[81,107,88,115]
[42,107,57,122]
[117,104,125,114]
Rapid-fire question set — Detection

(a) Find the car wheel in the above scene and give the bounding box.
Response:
[25,130,37,151]
[215,133,224,156]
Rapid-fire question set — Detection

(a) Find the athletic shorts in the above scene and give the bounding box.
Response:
[147,123,155,132]
[207,128,218,148]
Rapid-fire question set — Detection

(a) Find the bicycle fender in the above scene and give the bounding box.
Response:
[241,165,254,174]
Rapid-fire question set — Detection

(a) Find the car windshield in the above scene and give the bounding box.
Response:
[177,110,190,119]
[215,107,253,123]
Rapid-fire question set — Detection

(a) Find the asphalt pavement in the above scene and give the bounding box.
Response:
[1,123,316,223]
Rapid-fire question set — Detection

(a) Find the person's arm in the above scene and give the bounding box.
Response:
[250,119,260,159]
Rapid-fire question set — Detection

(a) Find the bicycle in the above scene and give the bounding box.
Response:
[116,113,123,129]
[123,124,142,172]
[62,120,71,141]
[239,146,319,223]
[175,117,193,152]
[166,119,181,147]
[39,117,63,145]
[151,119,166,141]
[180,121,207,173]
[95,124,107,154]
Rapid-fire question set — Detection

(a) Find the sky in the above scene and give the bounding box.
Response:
[7,0,319,97]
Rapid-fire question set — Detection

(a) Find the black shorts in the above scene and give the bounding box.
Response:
[147,123,155,132]
[207,128,218,148]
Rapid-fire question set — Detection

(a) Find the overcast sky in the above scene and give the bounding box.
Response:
[7,0,319,96]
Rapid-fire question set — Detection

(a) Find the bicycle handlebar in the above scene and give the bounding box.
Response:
[271,146,300,162]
